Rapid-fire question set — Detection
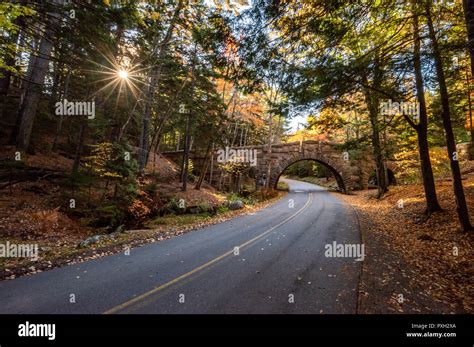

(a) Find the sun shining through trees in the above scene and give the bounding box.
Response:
[87,55,147,104]
[118,69,129,80]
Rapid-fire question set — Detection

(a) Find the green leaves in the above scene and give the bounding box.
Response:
[85,142,137,180]
[0,3,34,33]
[0,3,35,72]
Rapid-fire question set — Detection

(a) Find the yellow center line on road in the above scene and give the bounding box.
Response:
[103,192,313,314]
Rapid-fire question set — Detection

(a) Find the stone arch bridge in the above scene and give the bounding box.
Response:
[162,140,387,193]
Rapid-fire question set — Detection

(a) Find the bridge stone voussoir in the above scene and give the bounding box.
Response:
[203,140,374,192]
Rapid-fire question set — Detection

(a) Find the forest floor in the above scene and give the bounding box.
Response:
[337,178,474,314]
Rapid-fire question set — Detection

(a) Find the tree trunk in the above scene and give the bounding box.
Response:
[362,68,387,198]
[138,0,184,171]
[139,65,160,171]
[180,42,198,192]
[463,0,474,77]
[462,1,474,159]
[0,31,19,118]
[265,115,273,188]
[14,2,61,151]
[209,142,215,185]
[417,126,442,212]
[72,122,86,174]
[118,98,139,142]
[195,143,212,190]
[426,2,473,231]
[412,0,442,213]
[466,71,474,148]
[369,109,387,198]
[0,0,27,119]
[52,69,71,151]
[9,44,36,145]
[148,74,188,155]
[180,113,191,191]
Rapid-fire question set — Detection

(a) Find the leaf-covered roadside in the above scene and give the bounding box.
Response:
[336,181,474,314]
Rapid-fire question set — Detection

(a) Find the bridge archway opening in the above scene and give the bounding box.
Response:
[274,159,347,193]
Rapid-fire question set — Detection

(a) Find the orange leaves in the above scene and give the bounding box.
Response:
[128,199,151,220]
[223,36,240,65]
[338,178,474,313]
[215,78,266,127]
[286,129,327,143]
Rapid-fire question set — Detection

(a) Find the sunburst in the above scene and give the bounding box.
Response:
[118,69,129,80]
[85,50,150,105]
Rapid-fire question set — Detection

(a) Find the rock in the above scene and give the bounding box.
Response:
[228,200,244,210]
[417,234,435,241]
[108,225,127,238]
[187,206,201,214]
[78,235,103,248]
[114,225,126,234]
[109,224,129,239]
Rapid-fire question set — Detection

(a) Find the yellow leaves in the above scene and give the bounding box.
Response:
[103,0,110,6]
[103,172,122,179]
[394,147,455,183]
[286,128,326,143]
[149,11,160,21]
[85,142,124,179]
[219,161,249,175]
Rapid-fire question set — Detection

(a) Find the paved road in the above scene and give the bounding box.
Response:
[0,179,362,314]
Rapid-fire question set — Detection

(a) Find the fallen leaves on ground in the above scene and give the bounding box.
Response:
[337,180,474,313]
